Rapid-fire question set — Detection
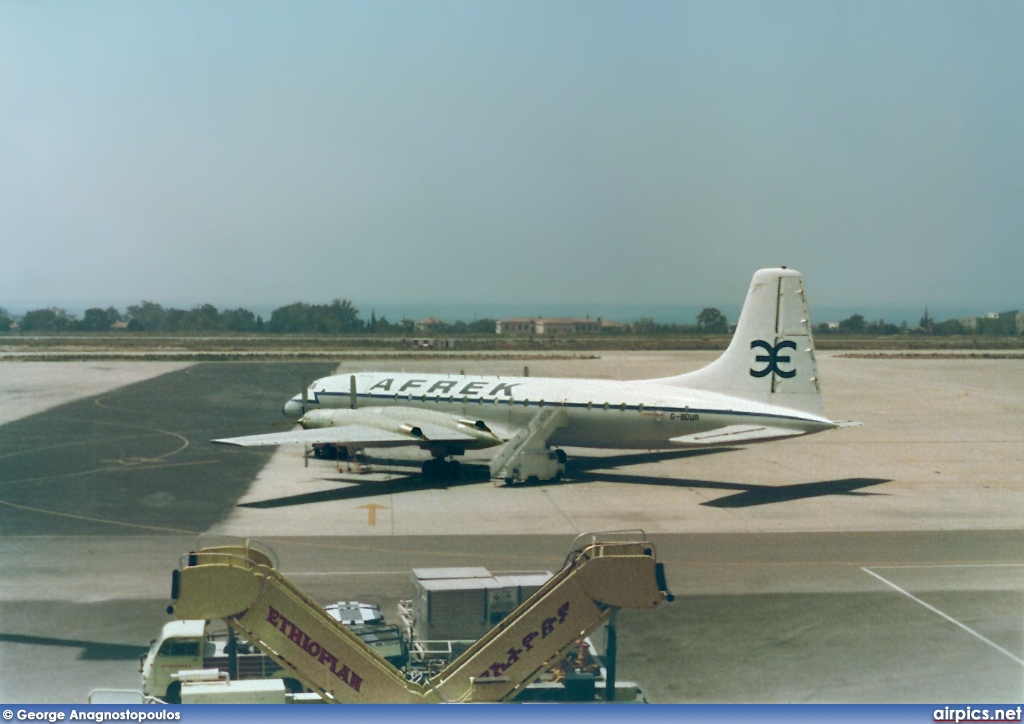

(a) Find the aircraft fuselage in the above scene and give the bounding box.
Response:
[288,372,835,451]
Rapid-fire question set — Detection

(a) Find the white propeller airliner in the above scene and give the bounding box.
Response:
[214,268,857,483]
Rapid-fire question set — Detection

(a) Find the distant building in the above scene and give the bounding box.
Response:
[110,320,129,331]
[496,317,604,335]
[534,318,601,336]
[1000,311,1024,334]
[826,321,840,330]
[495,318,537,335]
[962,311,1022,335]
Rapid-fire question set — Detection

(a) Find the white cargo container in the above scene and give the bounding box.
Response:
[409,567,551,644]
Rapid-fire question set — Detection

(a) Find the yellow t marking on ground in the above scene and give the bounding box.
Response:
[356,503,387,526]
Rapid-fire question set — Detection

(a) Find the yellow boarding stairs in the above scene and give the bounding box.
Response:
[169,533,673,703]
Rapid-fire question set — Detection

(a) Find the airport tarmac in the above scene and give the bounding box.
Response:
[1,352,1023,703]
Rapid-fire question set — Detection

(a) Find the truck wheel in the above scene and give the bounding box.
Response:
[164,682,181,704]
[283,678,303,693]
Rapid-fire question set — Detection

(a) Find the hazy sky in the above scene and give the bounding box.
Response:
[2,0,1022,314]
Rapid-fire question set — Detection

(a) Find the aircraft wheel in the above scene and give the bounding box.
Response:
[421,459,438,480]
[446,459,461,480]
[164,682,181,705]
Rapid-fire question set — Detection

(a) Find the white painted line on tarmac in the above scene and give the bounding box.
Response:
[862,566,1024,667]
[871,563,1024,570]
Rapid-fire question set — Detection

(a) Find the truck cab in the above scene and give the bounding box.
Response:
[141,620,209,703]
[142,619,299,703]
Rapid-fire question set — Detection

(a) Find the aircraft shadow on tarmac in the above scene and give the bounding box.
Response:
[239,448,890,510]
[572,472,891,508]
[0,632,148,661]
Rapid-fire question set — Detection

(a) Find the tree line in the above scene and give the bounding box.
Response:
[625,307,730,335]
[817,311,1023,337]
[0,302,1019,336]
[0,300,496,334]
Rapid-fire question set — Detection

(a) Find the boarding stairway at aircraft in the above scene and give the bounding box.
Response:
[489,406,568,484]
[168,534,672,703]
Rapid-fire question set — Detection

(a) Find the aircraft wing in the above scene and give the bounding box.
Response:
[669,424,806,447]
[213,424,477,449]
[212,406,502,450]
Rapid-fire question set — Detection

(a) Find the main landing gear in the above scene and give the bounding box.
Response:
[421,457,461,481]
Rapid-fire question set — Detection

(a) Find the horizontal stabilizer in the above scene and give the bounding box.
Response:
[669,424,805,447]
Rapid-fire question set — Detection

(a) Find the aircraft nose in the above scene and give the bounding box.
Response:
[282,396,304,420]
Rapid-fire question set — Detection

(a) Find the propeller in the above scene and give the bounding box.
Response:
[301,377,309,467]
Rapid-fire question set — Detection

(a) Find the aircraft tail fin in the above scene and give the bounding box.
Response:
[665,268,826,419]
